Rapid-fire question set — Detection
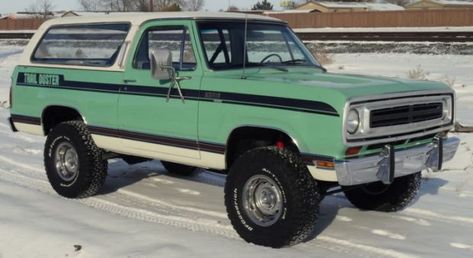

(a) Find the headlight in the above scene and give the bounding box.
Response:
[442,98,452,121]
[346,109,360,134]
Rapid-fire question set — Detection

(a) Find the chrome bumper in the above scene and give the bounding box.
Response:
[335,136,460,186]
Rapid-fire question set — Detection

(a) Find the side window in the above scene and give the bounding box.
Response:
[200,28,232,66]
[32,23,130,67]
[247,30,298,63]
[133,26,196,71]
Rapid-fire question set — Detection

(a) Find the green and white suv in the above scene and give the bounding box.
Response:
[8,12,460,247]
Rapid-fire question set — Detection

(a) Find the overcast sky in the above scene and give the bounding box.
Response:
[0,0,284,13]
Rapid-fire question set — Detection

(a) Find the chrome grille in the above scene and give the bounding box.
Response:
[370,102,443,128]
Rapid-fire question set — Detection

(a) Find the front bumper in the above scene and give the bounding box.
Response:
[335,136,460,186]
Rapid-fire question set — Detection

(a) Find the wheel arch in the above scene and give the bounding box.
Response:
[41,105,85,135]
[224,125,302,168]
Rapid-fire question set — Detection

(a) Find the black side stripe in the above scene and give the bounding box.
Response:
[16,73,339,116]
[10,114,334,162]
[10,114,41,125]
[88,126,225,154]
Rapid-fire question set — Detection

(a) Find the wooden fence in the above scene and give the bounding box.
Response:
[1,9,473,30]
[0,18,47,30]
[267,9,473,28]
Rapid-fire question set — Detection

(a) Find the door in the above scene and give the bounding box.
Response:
[118,21,201,159]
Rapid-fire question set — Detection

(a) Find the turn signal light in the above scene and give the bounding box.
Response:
[345,146,362,156]
[316,160,335,169]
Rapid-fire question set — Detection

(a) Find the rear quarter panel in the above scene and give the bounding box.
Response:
[11,66,123,133]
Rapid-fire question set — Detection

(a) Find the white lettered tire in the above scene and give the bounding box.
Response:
[224,147,321,248]
[44,121,107,198]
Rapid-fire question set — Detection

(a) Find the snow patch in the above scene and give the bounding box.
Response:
[397,216,431,226]
[450,242,473,251]
[405,208,473,225]
[176,188,200,196]
[318,236,417,258]
[150,177,175,185]
[336,215,353,222]
[371,229,406,240]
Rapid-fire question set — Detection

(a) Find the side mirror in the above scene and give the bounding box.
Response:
[149,49,173,80]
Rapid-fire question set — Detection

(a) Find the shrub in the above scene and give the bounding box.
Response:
[306,43,333,65]
[407,65,428,80]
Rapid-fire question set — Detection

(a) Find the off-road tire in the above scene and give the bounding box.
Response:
[343,172,421,212]
[225,147,320,248]
[161,161,196,176]
[44,121,107,198]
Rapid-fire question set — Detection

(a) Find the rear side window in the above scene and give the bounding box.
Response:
[32,23,130,67]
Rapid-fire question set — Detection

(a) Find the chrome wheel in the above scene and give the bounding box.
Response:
[242,174,283,227]
[54,142,79,182]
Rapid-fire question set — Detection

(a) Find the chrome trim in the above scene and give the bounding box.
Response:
[117,40,130,68]
[342,89,455,147]
[335,136,460,186]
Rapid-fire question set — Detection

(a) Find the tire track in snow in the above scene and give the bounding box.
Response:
[404,208,473,225]
[0,167,378,257]
[117,189,228,219]
[0,168,239,239]
[368,212,432,226]
[354,226,406,240]
[396,216,431,226]
[317,236,418,258]
[0,129,39,143]
[0,154,228,219]
[0,161,420,257]
[0,154,44,173]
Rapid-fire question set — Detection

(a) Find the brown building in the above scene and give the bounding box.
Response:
[295,1,404,13]
[406,0,473,10]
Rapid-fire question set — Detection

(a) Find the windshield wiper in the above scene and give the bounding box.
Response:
[282,59,307,65]
[260,65,289,72]
[282,59,327,72]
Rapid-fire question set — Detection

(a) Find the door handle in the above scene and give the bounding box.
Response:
[123,79,136,84]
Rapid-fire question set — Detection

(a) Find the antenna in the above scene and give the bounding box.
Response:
[241,14,248,80]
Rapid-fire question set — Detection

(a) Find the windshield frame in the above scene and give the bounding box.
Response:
[196,20,323,72]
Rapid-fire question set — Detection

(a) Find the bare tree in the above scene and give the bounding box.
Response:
[154,0,182,10]
[183,0,204,11]
[78,0,186,12]
[27,0,54,18]
[79,0,102,11]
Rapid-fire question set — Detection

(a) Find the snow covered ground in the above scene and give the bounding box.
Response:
[325,53,473,125]
[294,26,473,33]
[1,43,473,257]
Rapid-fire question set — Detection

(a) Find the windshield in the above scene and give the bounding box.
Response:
[197,21,321,71]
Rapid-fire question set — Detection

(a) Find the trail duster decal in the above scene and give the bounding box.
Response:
[20,73,61,87]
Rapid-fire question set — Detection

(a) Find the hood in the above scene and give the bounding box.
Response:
[208,68,453,117]
[244,68,452,100]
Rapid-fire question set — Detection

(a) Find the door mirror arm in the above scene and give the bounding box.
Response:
[150,49,191,103]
